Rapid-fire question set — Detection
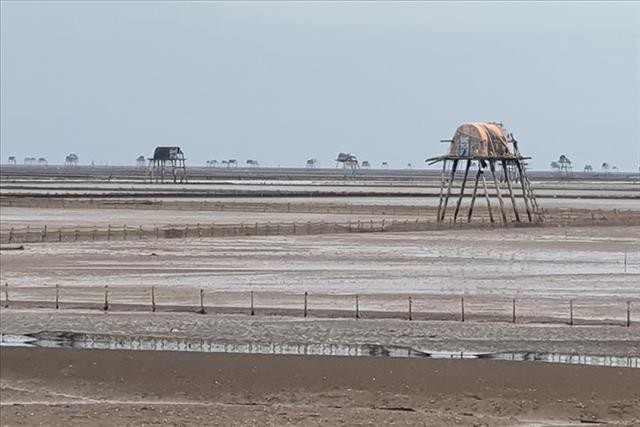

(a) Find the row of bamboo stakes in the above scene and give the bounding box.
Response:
[2,283,633,327]
[2,217,541,244]
[436,158,542,224]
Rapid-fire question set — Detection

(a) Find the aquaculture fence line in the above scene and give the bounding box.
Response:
[0,284,636,327]
[2,209,639,245]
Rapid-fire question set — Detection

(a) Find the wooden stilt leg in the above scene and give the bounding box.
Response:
[436,160,447,222]
[502,160,520,222]
[453,159,472,222]
[489,160,508,223]
[439,159,458,222]
[467,163,483,222]
[480,168,494,223]
[514,160,533,222]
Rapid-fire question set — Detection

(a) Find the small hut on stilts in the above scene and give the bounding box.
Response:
[426,122,542,224]
[147,146,187,183]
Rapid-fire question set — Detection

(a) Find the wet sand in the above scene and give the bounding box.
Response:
[2,174,639,425]
[2,227,638,299]
[2,347,639,426]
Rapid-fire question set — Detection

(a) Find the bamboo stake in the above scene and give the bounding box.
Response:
[439,159,459,222]
[436,160,447,222]
[569,299,573,326]
[453,159,472,223]
[198,289,205,314]
[514,161,533,222]
[501,160,520,222]
[467,165,483,222]
[627,301,631,327]
[103,286,109,312]
[304,292,308,318]
[480,169,494,223]
[489,160,508,223]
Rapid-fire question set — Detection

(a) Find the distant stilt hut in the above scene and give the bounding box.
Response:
[136,155,146,168]
[558,155,573,175]
[336,153,359,169]
[426,122,542,224]
[147,146,187,183]
[64,153,79,166]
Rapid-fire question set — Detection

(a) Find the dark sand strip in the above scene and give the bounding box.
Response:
[2,347,640,425]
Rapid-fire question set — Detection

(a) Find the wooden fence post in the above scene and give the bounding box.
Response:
[103,285,109,312]
[569,299,573,326]
[355,294,360,319]
[408,296,413,321]
[512,298,516,323]
[151,286,156,312]
[627,301,631,327]
[250,291,255,316]
[461,297,465,322]
[55,284,60,309]
[198,289,205,314]
[304,292,308,318]
[4,283,8,308]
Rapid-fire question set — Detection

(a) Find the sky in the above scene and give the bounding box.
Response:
[1,1,639,170]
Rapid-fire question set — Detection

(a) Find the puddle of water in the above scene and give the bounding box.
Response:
[1,331,638,369]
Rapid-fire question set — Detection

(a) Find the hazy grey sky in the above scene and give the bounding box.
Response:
[1,1,639,170]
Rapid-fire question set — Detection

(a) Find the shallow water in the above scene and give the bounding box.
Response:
[1,331,638,369]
